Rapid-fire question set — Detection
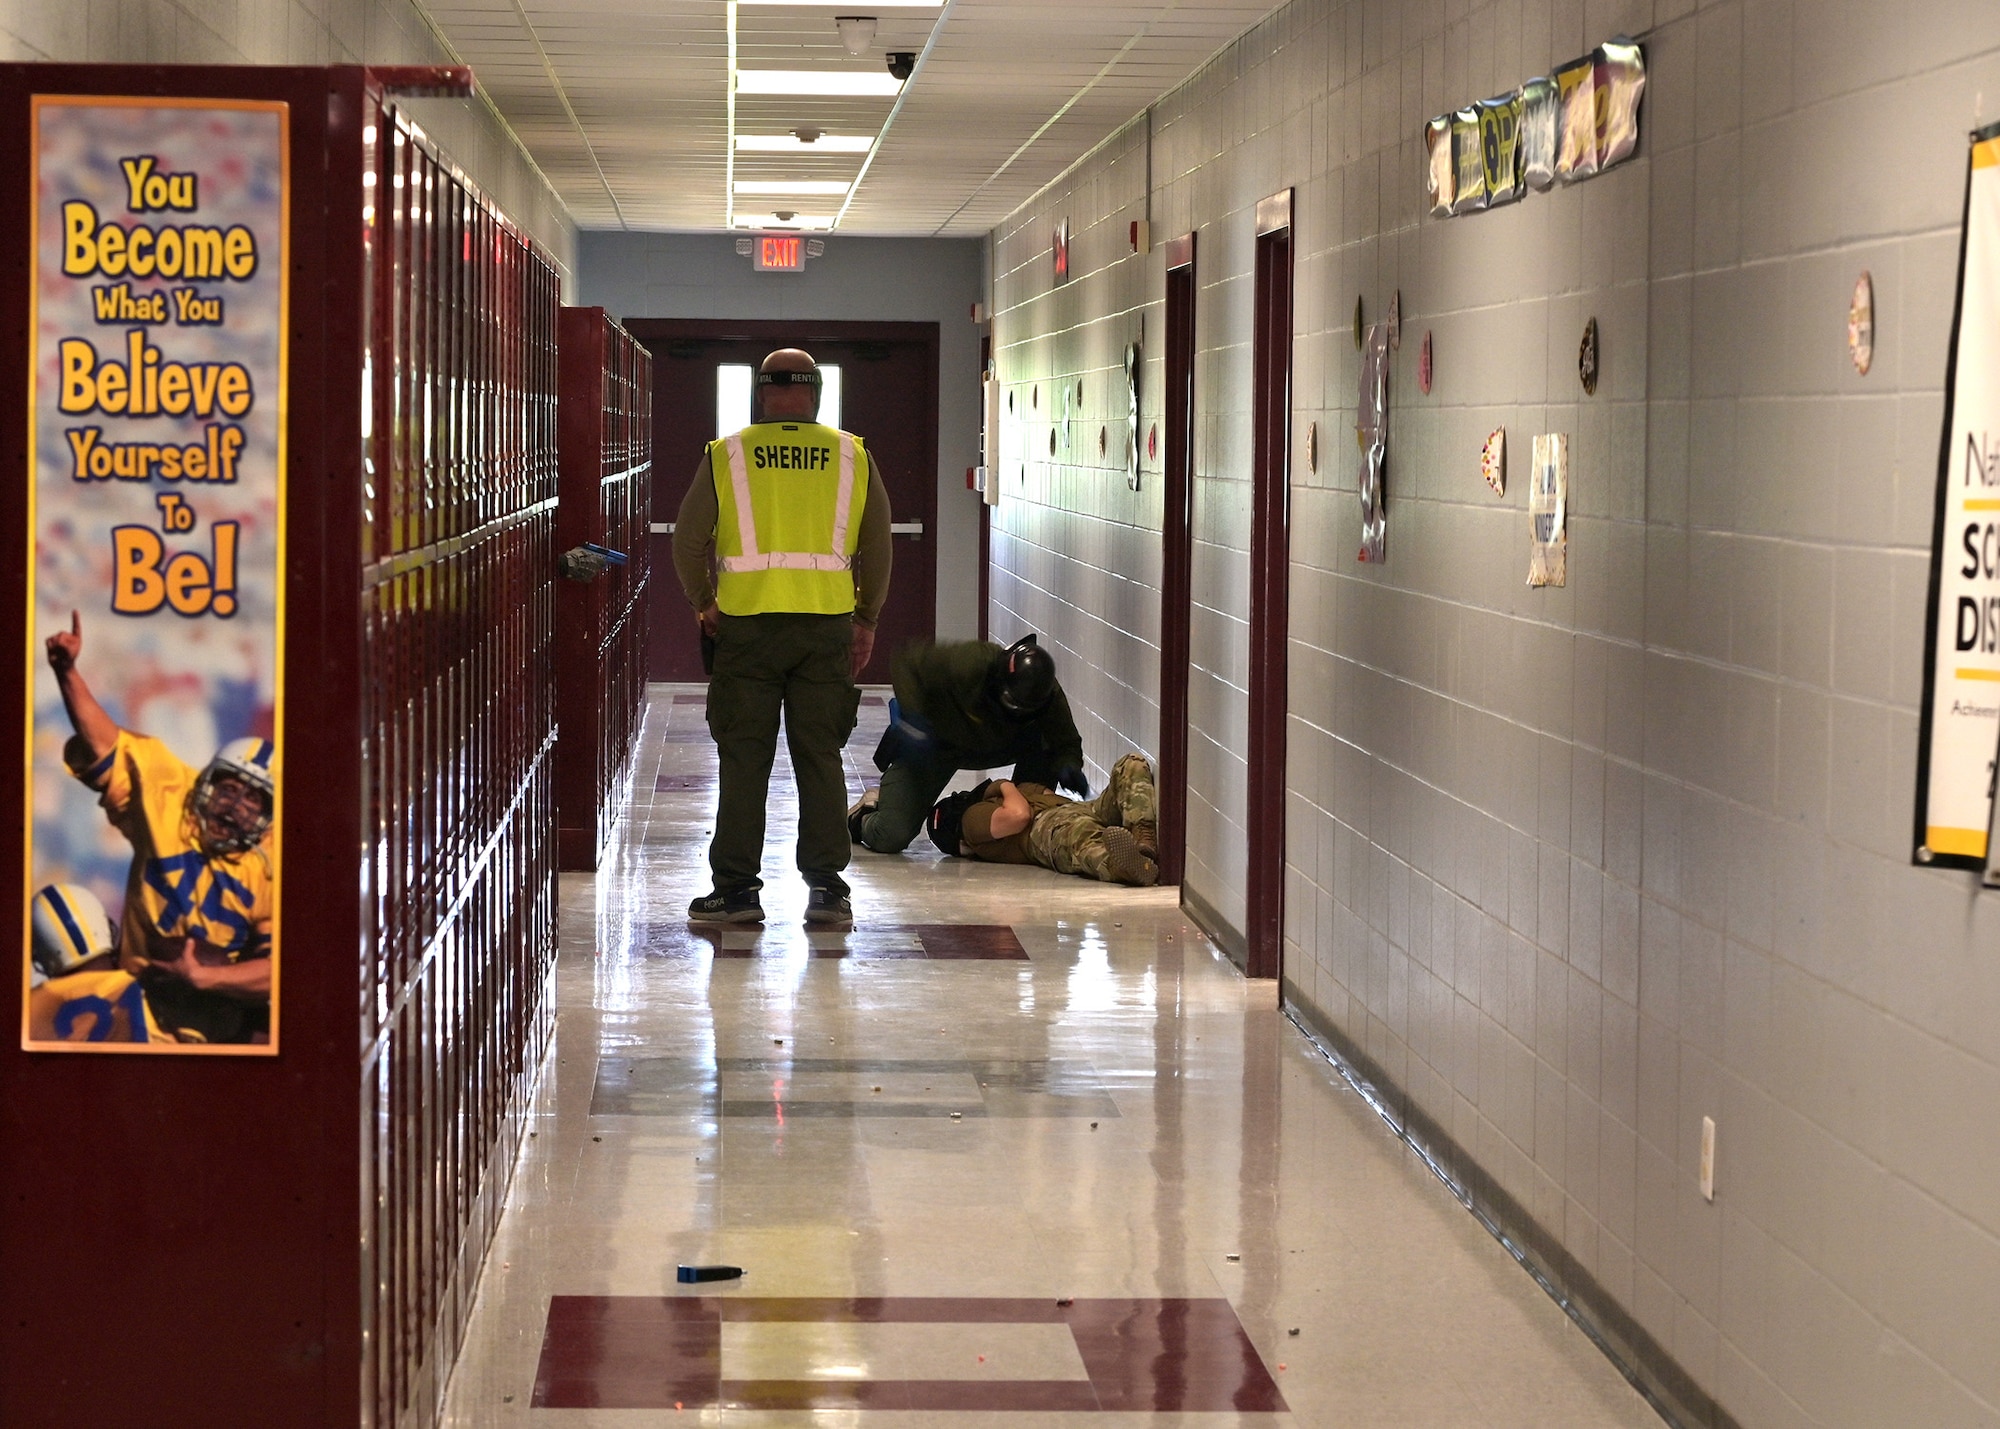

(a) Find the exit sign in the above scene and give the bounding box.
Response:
[754,234,806,272]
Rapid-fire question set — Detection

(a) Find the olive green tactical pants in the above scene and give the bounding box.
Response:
[707,612,860,892]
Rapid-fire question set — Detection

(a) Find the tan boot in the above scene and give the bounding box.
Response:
[1100,827,1159,887]
[1127,820,1158,861]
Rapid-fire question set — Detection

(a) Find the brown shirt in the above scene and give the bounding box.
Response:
[960,783,1069,863]
[672,444,893,629]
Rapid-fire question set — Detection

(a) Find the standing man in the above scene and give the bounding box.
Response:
[674,348,892,924]
[849,634,1088,854]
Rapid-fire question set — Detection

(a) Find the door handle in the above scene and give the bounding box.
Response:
[890,521,924,537]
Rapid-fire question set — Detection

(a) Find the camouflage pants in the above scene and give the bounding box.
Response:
[1024,754,1157,881]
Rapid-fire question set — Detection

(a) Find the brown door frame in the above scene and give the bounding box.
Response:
[1157,233,1197,886]
[1246,192,1293,982]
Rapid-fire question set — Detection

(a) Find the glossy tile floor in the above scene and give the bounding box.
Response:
[441,685,1662,1426]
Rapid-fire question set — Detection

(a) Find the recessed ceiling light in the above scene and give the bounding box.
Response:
[734,180,852,196]
[737,70,903,97]
[736,134,874,153]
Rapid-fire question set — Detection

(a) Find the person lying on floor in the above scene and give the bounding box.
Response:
[926,754,1160,886]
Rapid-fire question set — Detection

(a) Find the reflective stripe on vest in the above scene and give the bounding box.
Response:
[717,430,859,573]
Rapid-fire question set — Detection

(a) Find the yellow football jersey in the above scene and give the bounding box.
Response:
[72,731,276,970]
[27,967,169,1044]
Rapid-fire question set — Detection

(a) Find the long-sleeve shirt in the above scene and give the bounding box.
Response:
[890,639,1086,773]
[671,447,893,630]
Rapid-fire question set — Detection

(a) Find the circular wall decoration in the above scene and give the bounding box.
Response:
[1388,290,1402,351]
[1848,271,1874,375]
[1007,389,1014,412]
[1306,421,1319,474]
[1048,429,1057,456]
[1098,425,1108,457]
[1418,330,1434,395]
[1147,423,1158,460]
[1076,380,1085,407]
[1578,316,1600,396]
[1031,385,1038,409]
[1353,295,1365,349]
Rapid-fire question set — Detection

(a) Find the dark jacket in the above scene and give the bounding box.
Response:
[890,639,1084,776]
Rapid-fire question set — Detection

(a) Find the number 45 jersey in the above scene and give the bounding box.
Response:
[70,731,275,971]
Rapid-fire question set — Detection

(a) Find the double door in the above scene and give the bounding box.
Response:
[630,319,939,683]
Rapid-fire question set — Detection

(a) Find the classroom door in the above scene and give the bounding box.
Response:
[1246,193,1293,983]
[630,319,939,683]
[1157,234,1197,887]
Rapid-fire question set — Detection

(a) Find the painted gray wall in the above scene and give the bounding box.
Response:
[579,231,988,642]
[988,1,2000,1425]
[0,0,577,282]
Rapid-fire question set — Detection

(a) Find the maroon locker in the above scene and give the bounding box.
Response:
[0,65,560,1428]
[555,309,654,870]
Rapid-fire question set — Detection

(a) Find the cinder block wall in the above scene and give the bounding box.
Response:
[0,0,576,280]
[988,1,2000,1424]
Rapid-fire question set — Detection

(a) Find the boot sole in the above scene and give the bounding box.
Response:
[1101,827,1159,887]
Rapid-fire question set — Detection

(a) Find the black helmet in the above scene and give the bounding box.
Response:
[927,782,992,855]
[991,634,1056,715]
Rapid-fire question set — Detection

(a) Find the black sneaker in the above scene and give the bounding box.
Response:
[688,887,764,924]
[805,884,853,924]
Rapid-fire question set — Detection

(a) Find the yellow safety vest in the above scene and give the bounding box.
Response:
[709,421,867,615]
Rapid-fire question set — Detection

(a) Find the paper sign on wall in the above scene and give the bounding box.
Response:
[1356,322,1390,562]
[23,97,288,1052]
[1916,119,2000,873]
[1528,433,1567,587]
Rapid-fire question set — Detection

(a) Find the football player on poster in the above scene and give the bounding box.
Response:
[43,611,276,1045]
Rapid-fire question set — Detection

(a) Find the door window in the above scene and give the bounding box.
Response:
[715,362,842,437]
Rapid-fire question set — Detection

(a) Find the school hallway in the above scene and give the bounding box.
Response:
[438,685,1659,1426]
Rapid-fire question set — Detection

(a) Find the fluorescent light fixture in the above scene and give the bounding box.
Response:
[735,213,836,230]
[737,69,903,96]
[733,179,852,196]
[740,1,937,6]
[735,133,874,153]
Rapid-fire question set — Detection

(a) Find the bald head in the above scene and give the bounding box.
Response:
[757,348,821,421]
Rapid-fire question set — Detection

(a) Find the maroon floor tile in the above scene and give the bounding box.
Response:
[1066,1298,1287,1412]
[720,1379,1101,1411]
[530,1296,1284,1413]
[908,923,1030,959]
[627,925,1028,961]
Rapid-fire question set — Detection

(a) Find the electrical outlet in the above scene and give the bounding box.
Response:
[1699,1116,1716,1202]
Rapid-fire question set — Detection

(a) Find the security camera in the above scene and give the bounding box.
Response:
[886,51,916,82]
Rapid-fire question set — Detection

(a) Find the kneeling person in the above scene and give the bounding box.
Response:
[929,754,1160,886]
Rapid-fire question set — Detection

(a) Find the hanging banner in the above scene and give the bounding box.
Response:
[1916,120,2000,872]
[1449,107,1487,215]
[23,97,288,1052]
[1479,91,1525,207]
[1425,115,1455,217]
